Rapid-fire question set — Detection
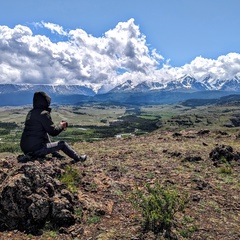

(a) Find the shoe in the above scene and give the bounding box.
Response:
[73,155,87,163]
[80,155,87,162]
[52,152,66,160]
[17,154,33,163]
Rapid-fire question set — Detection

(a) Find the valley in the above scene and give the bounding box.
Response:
[1,102,240,149]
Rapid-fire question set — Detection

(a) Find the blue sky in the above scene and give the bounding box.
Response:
[0,0,240,90]
[1,0,239,66]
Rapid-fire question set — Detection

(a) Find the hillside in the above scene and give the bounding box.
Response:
[0,127,239,239]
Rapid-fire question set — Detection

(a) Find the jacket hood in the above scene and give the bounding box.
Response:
[33,92,51,110]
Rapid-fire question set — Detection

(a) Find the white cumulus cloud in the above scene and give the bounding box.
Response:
[152,53,240,84]
[0,19,240,92]
[40,21,68,36]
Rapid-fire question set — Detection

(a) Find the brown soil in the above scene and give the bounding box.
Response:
[0,129,239,239]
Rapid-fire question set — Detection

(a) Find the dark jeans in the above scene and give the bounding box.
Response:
[33,141,80,160]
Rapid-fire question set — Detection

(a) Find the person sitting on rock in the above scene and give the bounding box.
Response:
[20,91,87,163]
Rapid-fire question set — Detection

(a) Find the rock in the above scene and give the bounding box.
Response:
[182,156,202,162]
[163,150,182,158]
[197,129,210,135]
[172,132,182,137]
[192,193,201,202]
[193,179,210,190]
[209,145,240,164]
[0,160,81,234]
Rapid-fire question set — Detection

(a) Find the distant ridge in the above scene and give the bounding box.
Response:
[0,84,94,106]
[1,74,240,106]
[0,84,95,96]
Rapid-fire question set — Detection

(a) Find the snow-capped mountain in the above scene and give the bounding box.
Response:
[109,80,135,92]
[0,84,95,106]
[0,84,95,96]
[109,74,240,93]
[1,75,240,96]
[109,80,165,93]
[134,81,164,92]
[220,77,240,91]
[1,75,240,106]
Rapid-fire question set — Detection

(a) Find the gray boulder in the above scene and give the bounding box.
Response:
[0,160,80,235]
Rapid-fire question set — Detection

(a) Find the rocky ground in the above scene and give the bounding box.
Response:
[0,128,239,239]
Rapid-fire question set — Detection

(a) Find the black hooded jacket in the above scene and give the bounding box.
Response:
[20,92,64,154]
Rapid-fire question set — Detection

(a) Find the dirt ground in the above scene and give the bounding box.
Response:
[0,128,239,239]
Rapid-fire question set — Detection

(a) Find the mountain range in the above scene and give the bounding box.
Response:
[109,74,240,92]
[1,75,240,106]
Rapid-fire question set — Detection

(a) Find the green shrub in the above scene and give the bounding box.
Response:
[179,225,198,238]
[219,167,232,174]
[58,165,82,193]
[86,214,101,224]
[0,143,21,153]
[180,216,198,238]
[0,129,10,135]
[130,182,186,238]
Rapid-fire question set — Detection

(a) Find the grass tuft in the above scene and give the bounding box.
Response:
[58,165,82,193]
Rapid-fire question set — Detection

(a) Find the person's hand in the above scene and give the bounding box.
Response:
[60,121,68,130]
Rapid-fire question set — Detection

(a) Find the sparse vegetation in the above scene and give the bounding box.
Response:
[86,214,101,224]
[0,102,240,239]
[0,143,21,153]
[219,166,232,174]
[58,165,82,193]
[130,182,186,238]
